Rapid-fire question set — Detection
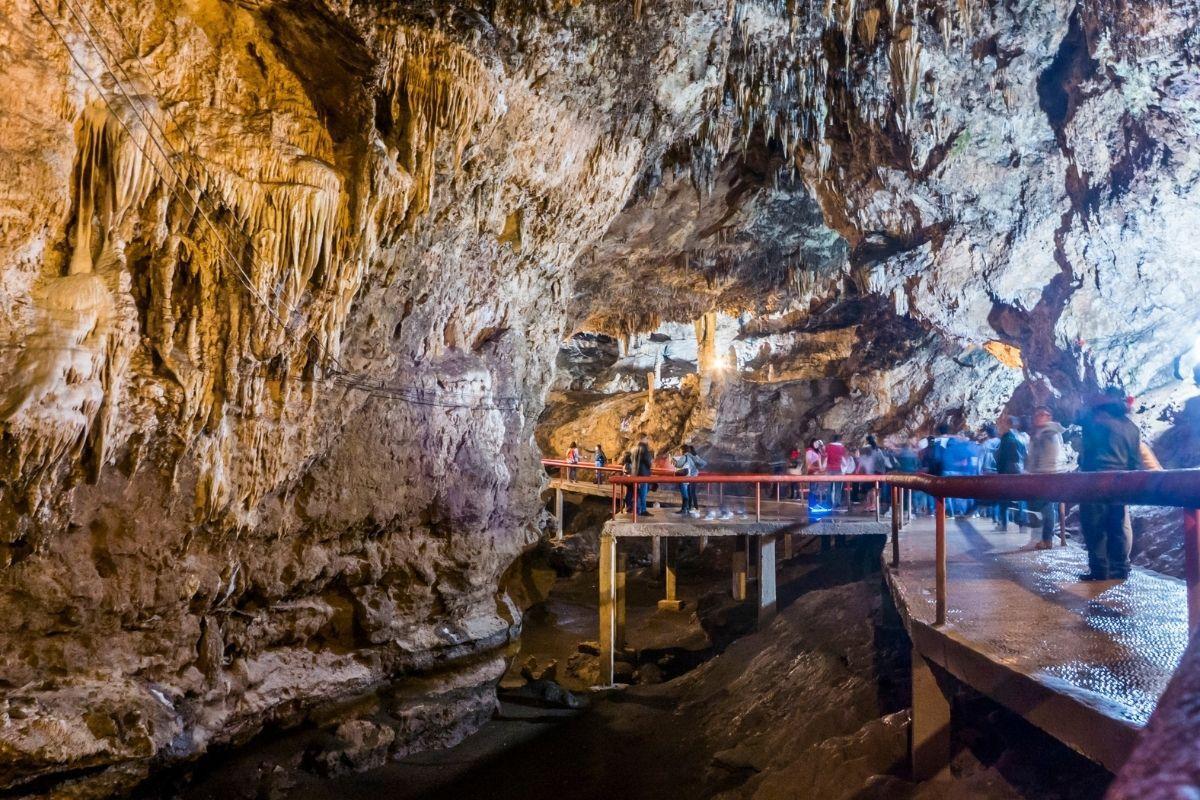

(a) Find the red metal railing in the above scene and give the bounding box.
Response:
[607,470,1200,630]
[541,457,627,482]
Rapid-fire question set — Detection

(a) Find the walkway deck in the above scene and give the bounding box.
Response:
[885,515,1189,772]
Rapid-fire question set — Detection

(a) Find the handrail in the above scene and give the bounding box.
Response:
[608,470,1200,508]
[541,458,626,474]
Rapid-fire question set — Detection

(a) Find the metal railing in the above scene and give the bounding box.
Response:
[541,457,627,482]
[607,470,1200,631]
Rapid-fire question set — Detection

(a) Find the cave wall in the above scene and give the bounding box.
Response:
[2,0,1199,795]
[0,1,736,794]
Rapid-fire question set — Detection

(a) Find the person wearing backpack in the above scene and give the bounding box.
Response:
[995,416,1027,531]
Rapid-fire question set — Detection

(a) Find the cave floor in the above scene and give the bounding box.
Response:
[887,514,1188,770]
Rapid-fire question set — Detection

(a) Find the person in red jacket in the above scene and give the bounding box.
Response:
[824,435,848,512]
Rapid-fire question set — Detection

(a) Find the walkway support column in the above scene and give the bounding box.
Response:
[659,538,683,611]
[650,535,662,577]
[616,553,627,649]
[935,497,947,626]
[732,535,748,601]
[758,534,777,625]
[891,486,900,567]
[555,487,564,539]
[1185,509,1200,634]
[911,646,951,780]
[599,534,617,686]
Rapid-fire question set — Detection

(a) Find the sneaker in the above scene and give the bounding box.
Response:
[1078,572,1111,582]
[641,511,654,518]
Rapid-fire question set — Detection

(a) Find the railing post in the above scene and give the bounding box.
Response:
[891,486,900,567]
[875,480,881,522]
[935,497,947,626]
[632,479,638,524]
[1185,509,1200,635]
[755,482,761,522]
[612,483,617,517]
[1058,502,1068,545]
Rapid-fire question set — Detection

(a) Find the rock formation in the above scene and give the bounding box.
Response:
[0,0,1198,795]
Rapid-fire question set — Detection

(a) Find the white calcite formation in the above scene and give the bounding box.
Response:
[0,0,1198,796]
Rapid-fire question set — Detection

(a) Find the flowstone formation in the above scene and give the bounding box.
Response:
[1,0,1199,796]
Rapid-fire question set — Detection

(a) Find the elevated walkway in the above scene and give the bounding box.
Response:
[884,516,1188,774]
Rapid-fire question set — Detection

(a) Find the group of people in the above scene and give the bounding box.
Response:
[564,386,1154,583]
[787,434,896,511]
[783,387,1155,582]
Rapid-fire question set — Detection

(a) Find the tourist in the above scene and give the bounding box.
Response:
[914,432,943,516]
[688,445,707,511]
[566,441,580,480]
[620,446,635,513]
[1078,387,1143,581]
[593,443,608,484]
[787,456,804,500]
[995,416,1027,531]
[943,429,976,517]
[1027,407,1067,549]
[979,423,1000,521]
[634,432,654,516]
[825,434,848,512]
[857,435,892,511]
[805,439,827,510]
[672,447,692,514]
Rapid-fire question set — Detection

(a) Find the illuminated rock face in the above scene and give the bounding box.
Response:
[0,0,1198,795]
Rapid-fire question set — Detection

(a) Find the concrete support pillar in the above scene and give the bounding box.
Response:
[599,535,617,686]
[616,553,627,650]
[698,535,708,554]
[781,531,793,561]
[747,535,758,581]
[554,487,564,539]
[658,538,683,611]
[650,535,662,577]
[911,646,952,780]
[757,535,777,625]
[732,535,748,601]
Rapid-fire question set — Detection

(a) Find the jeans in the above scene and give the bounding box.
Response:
[678,483,691,510]
[830,480,844,509]
[1039,501,1058,543]
[997,500,1027,530]
[1081,503,1132,577]
[637,482,649,515]
[624,485,634,513]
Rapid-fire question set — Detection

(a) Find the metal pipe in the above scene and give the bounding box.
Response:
[935,497,947,626]
[1185,509,1200,634]
[755,482,761,522]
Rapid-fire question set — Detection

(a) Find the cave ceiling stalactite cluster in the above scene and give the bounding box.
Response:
[0,0,1198,795]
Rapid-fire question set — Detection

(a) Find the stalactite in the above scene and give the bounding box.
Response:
[379,25,494,227]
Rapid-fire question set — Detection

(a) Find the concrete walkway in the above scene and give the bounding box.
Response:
[885,514,1188,772]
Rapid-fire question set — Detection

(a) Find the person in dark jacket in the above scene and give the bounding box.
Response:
[1078,387,1142,581]
[620,447,635,513]
[995,416,1027,531]
[634,433,654,516]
